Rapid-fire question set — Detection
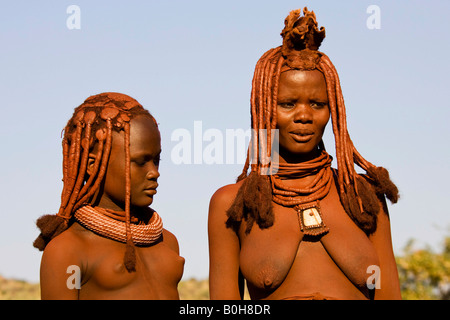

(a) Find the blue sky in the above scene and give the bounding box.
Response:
[0,0,449,283]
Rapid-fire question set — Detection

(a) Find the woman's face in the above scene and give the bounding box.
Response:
[94,115,161,211]
[276,69,330,162]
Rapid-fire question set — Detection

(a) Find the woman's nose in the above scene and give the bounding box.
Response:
[146,163,160,180]
[293,104,313,123]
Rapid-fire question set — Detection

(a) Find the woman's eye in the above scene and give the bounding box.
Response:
[310,102,328,109]
[132,155,161,167]
[134,160,147,166]
[278,102,295,109]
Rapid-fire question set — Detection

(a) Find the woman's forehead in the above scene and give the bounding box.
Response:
[110,116,160,149]
[279,69,325,84]
[278,69,327,99]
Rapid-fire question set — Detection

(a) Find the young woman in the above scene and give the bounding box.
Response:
[34,92,184,299]
[208,8,401,300]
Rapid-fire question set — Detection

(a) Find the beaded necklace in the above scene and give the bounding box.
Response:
[270,150,332,236]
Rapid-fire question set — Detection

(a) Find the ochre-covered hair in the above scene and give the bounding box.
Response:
[226,8,399,235]
[33,92,157,271]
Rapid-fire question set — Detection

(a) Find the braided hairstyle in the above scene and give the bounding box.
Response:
[33,92,157,272]
[226,8,399,235]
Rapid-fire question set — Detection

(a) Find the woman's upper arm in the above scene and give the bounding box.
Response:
[208,184,243,299]
[370,198,402,300]
[39,234,82,300]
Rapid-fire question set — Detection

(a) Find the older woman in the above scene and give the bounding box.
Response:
[208,8,400,300]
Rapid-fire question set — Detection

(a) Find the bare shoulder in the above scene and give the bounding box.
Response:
[209,179,244,211]
[42,223,87,263]
[208,179,246,236]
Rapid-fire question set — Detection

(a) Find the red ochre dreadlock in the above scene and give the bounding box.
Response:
[226,8,399,235]
[33,92,157,272]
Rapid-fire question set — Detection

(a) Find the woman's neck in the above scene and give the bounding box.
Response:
[276,147,322,164]
[271,148,331,187]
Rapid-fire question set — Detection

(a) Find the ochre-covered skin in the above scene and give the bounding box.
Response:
[208,8,401,300]
[209,171,400,299]
[40,222,184,299]
[36,93,184,299]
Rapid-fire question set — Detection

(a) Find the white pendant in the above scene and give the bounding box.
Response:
[296,203,329,236]
[302,207,323,228]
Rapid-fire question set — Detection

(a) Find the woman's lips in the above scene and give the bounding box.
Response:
[143,189,157,196]
[289,129,314,142]
[143,184,158,196]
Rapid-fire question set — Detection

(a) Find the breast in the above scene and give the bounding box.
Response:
[238,208,302,295]
[241,253,293,291]
[88,249,139,291]
[150,245,185,285]
[84,240,185,293]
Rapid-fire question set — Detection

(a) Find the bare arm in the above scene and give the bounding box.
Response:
[40,232,83,300]
[369,198,402,300]
[208,185,244,299]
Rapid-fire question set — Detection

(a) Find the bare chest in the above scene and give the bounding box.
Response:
[238,190,378,298]
[80,237,184,299]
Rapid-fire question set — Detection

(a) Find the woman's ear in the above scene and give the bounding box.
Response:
[86,153,97,177]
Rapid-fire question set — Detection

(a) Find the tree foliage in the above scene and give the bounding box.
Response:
[396,236,450,300]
